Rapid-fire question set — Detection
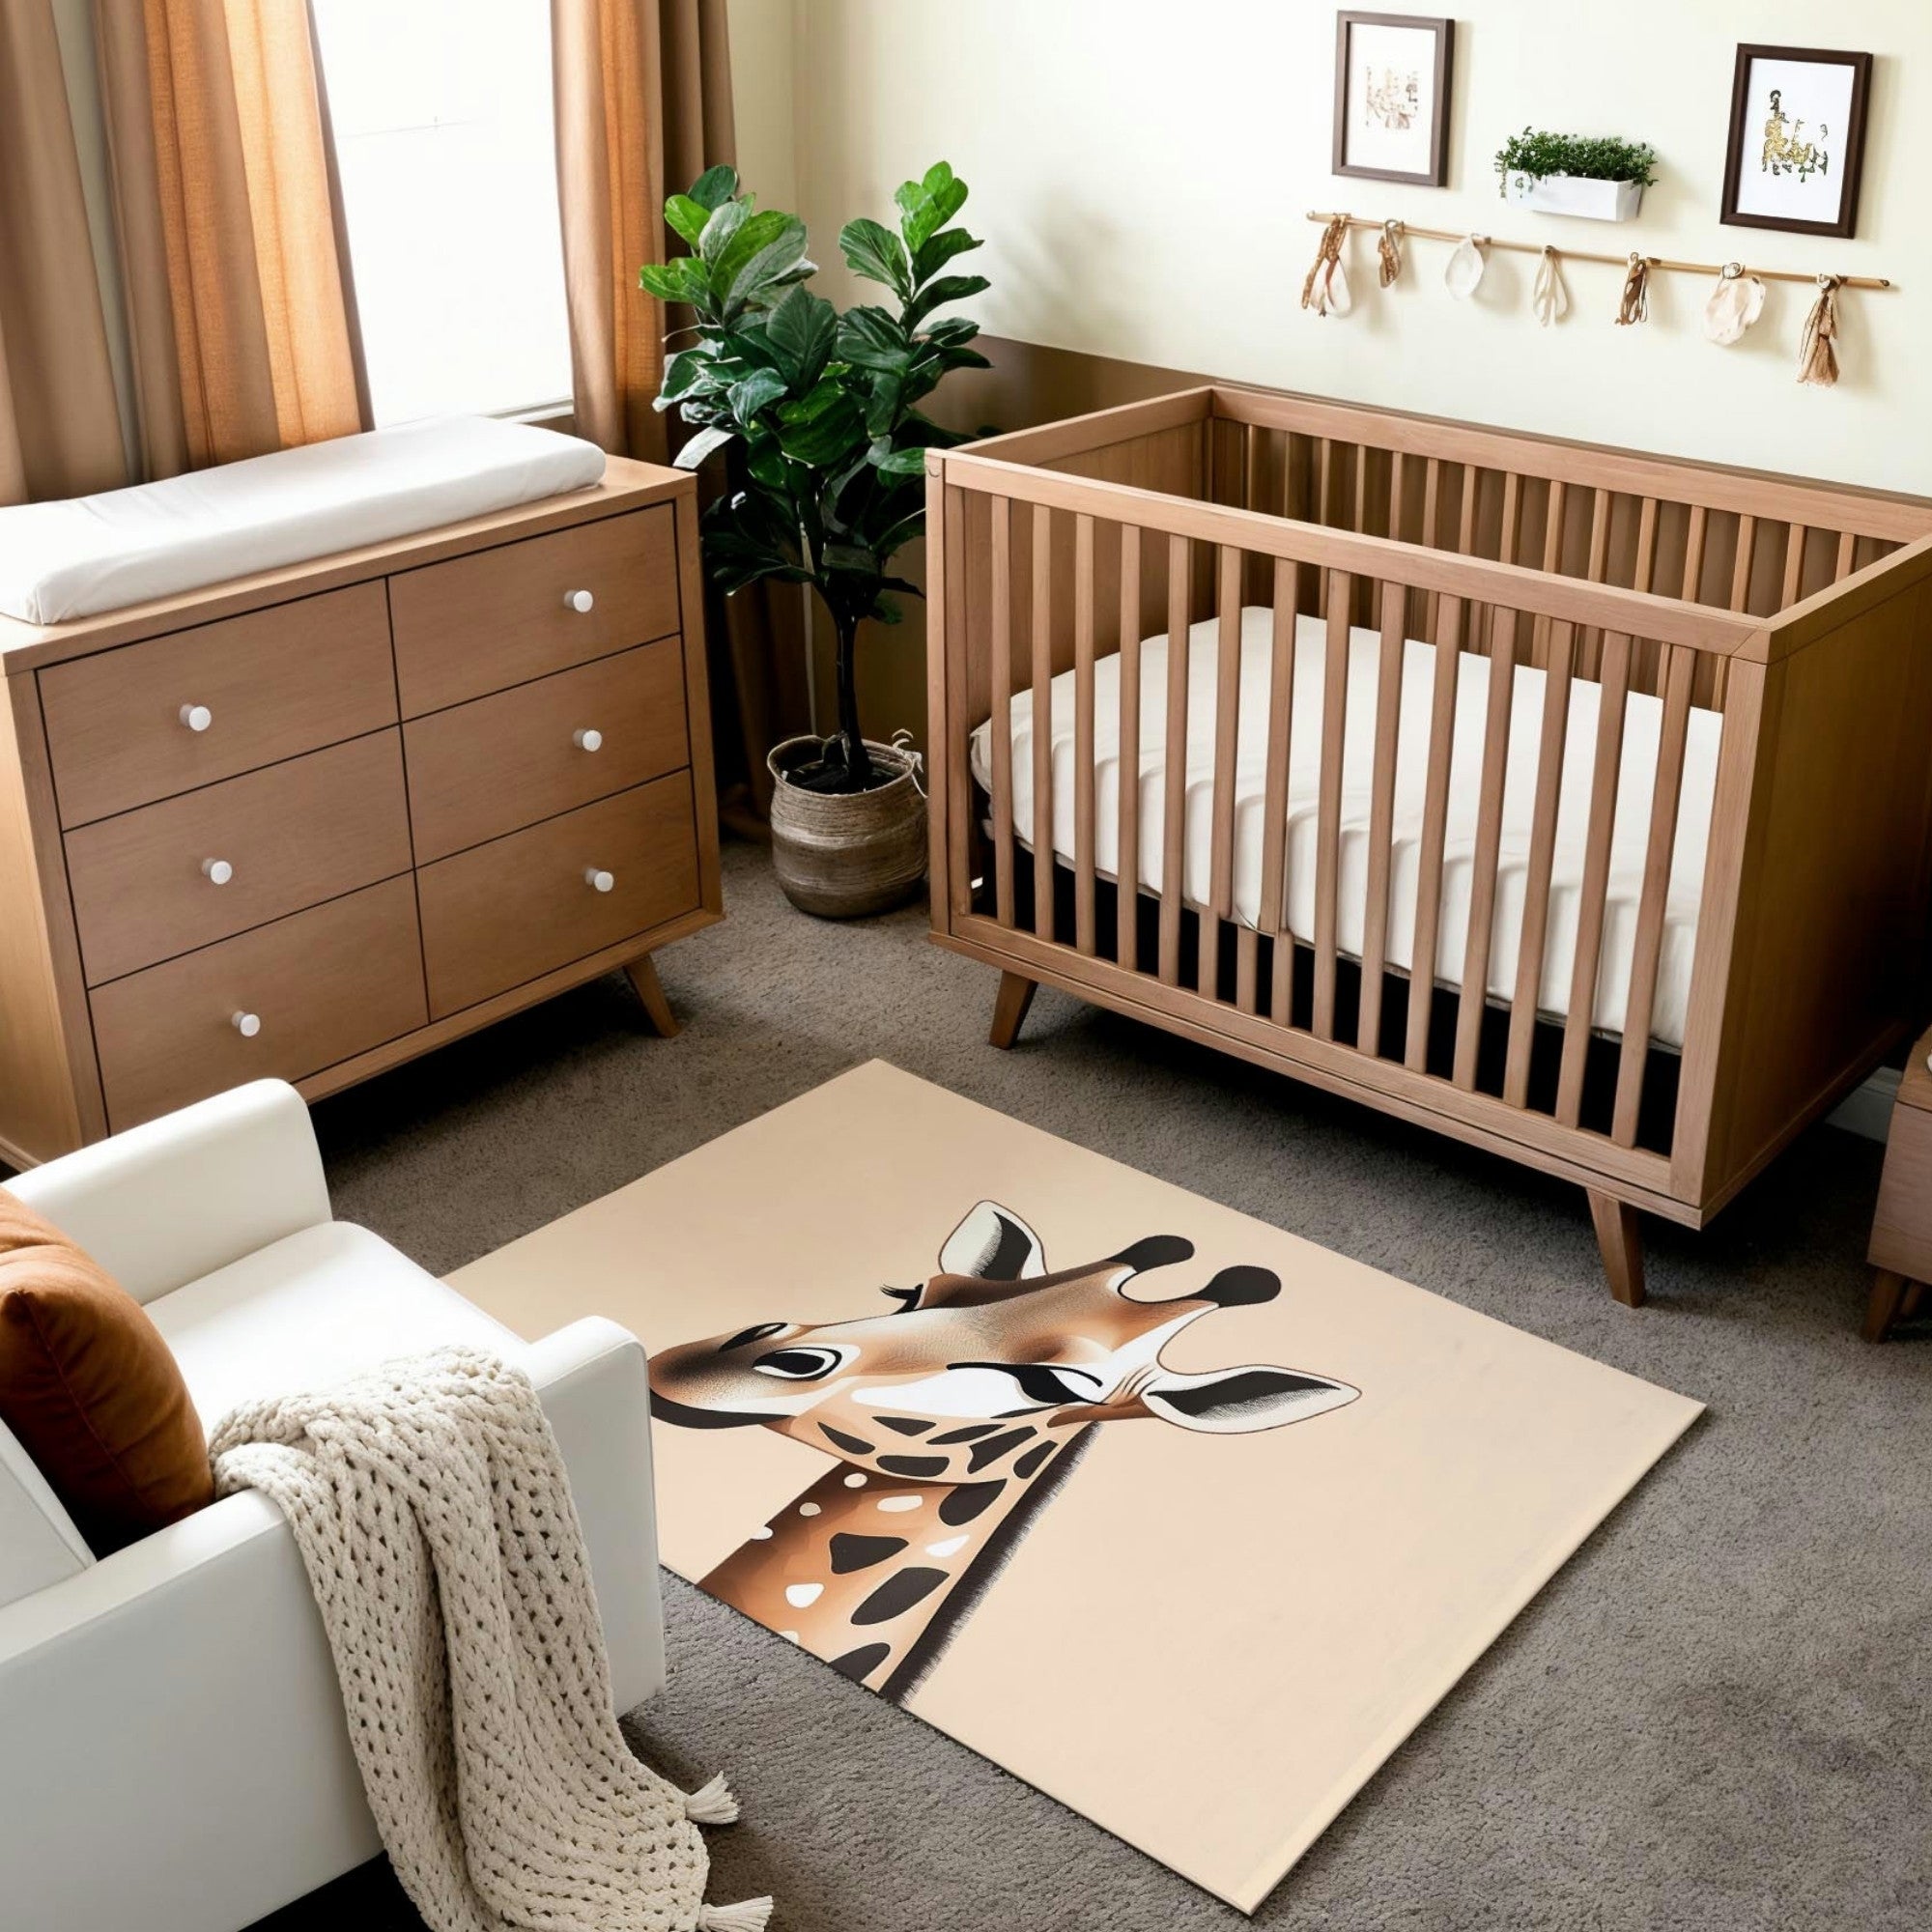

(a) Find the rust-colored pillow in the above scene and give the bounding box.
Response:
[0,1187,212,1554]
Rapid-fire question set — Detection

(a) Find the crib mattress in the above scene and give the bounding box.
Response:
[967,607,1721,1047]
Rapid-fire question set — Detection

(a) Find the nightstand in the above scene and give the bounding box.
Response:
[1865,1020,1932,1341]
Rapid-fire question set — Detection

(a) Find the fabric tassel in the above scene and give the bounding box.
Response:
[1703,262,1766,346]
[1531,246,1568,327]
[1443,234,1487,300]
[697,1898,775,1930]
[683,1774,741,1825]
[1378,218,1404,289]
[1301,214,1350,316]
[1799,273,1843,387]
[1614,252,1651,327]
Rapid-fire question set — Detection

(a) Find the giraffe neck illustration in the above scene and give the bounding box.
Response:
[649,1202,1360,1702]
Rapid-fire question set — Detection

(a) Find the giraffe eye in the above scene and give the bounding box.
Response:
[718,1321,788,1354]
[752,1345,845,1382]
[952,1361,1104,1408]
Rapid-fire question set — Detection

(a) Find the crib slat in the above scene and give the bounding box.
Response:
[990,497,1016,929]
[1387,451,1406,543]
[1453,606,1520,1088]
[1352,444,1370,535]
[1503,620,1577,1105]
[1202,545,1244,999]
[1312,575,1351,1038]
[1072,514,1098,954]
[1532,479,1566,668]
[1634,497,1660,593]
[1555,630,1634,1126]
[1611,642,1695,1146]
[1680,503,1708,601]
[1356,581,1406,1054]
[1316,440,1335,616]
[1834,528,1858,581]
[1729,514,1757,612]
[1780,524,1809,610]
[1422,457,1443,638]
[1031,504,1056,942]
[1264,558,1299,1026]
[1405,599,1463,1071]
[1158,534,1191,985]
[1117,526,1144,973]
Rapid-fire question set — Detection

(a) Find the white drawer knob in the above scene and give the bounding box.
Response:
[180,703,213,732]
[563,588,595,613]
[201,858,234,886]
[573,727,603,752]
[584,867,614,894]
[231,1010,261,1038]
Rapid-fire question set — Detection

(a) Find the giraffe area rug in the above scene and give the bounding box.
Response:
[449,1060,1701,1913]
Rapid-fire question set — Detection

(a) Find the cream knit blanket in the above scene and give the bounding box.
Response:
[211,1348,771,1932]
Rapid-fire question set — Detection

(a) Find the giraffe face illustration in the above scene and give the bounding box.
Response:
[649,1201,1360,1481]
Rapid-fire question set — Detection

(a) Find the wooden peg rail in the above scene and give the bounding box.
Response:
[1305,211,1894,292]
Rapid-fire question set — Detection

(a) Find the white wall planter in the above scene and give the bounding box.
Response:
[1503,172,1644,222]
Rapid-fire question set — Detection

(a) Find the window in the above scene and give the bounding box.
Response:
[311,0,572,425]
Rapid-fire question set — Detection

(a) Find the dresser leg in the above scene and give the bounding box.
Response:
[625,954,680,1037]
[989,971,1037,1050]
[1864,1269,1908,1343]
[1586,1190,1647,1308]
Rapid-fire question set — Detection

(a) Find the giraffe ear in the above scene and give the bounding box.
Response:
[938,1201,1046,1282]
[1136,1364,1358,1435]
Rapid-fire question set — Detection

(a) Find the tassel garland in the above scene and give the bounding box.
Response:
[1531,246,1568,327]
[683,1775,742,1826]
[1301,213,1350,316]
[697,1899,775,1930]
[1614,252,1651,327]
[1378,218,1405,288]
[1798,274,1843,387]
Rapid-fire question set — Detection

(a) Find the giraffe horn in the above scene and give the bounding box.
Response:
[880,1284,921,1309]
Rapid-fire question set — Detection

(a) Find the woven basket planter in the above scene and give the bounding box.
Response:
[767,735,927,919]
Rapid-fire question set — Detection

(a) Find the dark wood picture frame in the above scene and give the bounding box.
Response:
[1332,13,1454,187]
[1720,44,1873,239]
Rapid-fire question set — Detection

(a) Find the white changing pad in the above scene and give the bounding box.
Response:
[0,416,607,628]
[968,607,1722,1047]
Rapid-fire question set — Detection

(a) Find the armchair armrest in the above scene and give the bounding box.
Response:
[0,1315,665,1932]
[7,1081,330,1305]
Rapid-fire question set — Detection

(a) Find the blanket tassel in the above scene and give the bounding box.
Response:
[698,1898,774,1930]
[683,1773,742,1825]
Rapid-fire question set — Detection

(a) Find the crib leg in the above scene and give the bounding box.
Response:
[1587,1191,1647,1308]
[989,972,1037,1050]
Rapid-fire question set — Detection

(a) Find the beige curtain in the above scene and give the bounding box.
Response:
[94,0,365,478]
[0,0,128,503]
[551,0,808,820]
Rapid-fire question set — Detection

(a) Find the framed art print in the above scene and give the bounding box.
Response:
[1332,13,1454,187]
[1721,44,1872,239]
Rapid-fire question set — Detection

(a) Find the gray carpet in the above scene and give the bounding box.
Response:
[256,837,1929,1931]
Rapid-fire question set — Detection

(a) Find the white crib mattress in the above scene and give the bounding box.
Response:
[967,606,1721,1047]
[0,415,607,629]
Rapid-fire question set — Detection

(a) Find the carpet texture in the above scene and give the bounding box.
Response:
[255,838,1929,1932]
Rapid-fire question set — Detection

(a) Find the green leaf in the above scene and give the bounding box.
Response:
[871,446,929,478]
[837,305,911,372]
[665,194,712,250]
[905,272,989,328]
[765,286,838,387]
[673,422,736,469]
[688,164,740,212]
[639,257,714,309]
[777,389,867,466]
[911,225,983,284]
[839,217,912,299]
[895,162,968,253]
[726,367,789,422]
[697,197,751,265]
[823,542,879,576]
[659,348,709,401]
[863,373,905,440]
[715,210,811,307]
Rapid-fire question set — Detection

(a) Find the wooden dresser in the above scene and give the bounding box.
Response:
[0,456,721,1168]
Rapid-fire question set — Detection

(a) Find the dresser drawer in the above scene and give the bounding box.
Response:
[404,639,690,863]
[38,582,395,827]
[65,732,413,986]
[389,506,679,718]
[416,776,699,1017]
[89,876,427,1133]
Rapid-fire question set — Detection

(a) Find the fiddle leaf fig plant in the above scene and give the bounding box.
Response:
[640,161,990,793]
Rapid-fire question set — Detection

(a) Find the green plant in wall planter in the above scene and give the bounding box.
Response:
[640,163,988,917]
[1494,128,1659,222]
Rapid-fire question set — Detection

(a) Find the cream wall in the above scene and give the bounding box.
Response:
[766,0,1931,497]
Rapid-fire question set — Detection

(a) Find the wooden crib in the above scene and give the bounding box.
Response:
[923,385,1932,1302]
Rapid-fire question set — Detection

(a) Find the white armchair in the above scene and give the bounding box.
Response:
[0,1081,667,1932]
